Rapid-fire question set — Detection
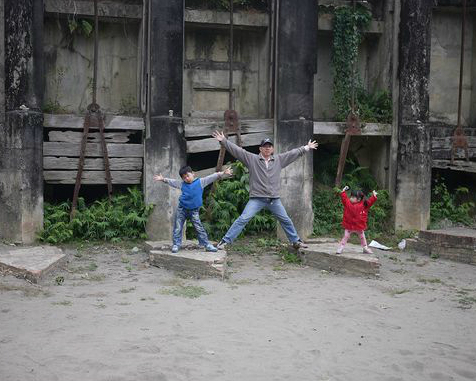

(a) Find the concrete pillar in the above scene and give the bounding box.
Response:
[275,0,317,240]
[144,0,186,240]
[394,0,432,230]
[0,0,44,244]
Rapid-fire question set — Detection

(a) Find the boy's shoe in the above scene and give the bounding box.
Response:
[292,240,308,249]
[363,246,373,254]
[216,240,228,250]
[336,246,343,254]
[205,244,218,252]
[171,245,179,253]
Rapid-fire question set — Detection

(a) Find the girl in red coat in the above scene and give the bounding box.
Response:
[337,186,377,254]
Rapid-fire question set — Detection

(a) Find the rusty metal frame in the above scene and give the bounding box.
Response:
[451,0,469,164]
[71,0,113,219]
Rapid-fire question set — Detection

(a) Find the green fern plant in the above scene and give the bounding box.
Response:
[39,187,153,244]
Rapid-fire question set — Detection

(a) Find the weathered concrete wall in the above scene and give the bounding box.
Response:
[429,9,474,125]
[43,18,140,114]
[313,35,376,121]
[276,0,317,241]
[1,0,44,244]
[0,0,5,126]
[145,0,187,241]
[394,0,432,231]
[183,24,269,119]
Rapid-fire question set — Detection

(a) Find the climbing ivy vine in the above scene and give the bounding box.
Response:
[329,5,392,123]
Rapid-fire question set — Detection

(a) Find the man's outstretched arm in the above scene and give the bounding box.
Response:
[212,130,254,167]
[278,140,318,168]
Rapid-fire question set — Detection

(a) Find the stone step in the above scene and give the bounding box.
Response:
[0,246,66,283]
[145,241,227,279]
[299,242,380,277]
[406,228,476,265]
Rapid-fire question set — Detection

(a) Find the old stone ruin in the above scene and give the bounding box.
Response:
[1,0,476,279]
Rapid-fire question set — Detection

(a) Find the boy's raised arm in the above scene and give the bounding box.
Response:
[154,174,182,189]
[200,167,233,188]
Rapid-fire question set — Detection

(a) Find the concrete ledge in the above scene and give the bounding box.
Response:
[0,246,66,283]
[407,228,476,265]
[300,242,380,277]
[146,241,226,279]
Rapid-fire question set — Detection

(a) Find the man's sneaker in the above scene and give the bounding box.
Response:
[363,246,373,254]
[205,244,218,252]
[336,246,343,254]
[171,245,179,253]
[292,240,308,249]
[216,240,228,250]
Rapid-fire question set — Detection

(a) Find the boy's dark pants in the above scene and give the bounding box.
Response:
[172,205,210,247]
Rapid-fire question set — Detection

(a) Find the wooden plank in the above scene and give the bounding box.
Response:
[44,142,143,158]
[48,131,131,144]
[44,157,142,171]
[44,0,142,19]
[184,9,268,28]
[313,121,392,136]
[187,132,270,153]
[194,167,217,178]
[184,118,273,138]
[431,136,476,149]
[44,114,145,131]
[431,137,476,159]
[432,159,476,173]
[44,171,142,184]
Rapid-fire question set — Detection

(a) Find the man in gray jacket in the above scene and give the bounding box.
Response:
[212,130,318,249]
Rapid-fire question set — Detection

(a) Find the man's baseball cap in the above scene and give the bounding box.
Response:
[260,138,273,146]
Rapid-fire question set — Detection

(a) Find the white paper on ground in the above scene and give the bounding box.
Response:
[368,240,392,250]
[397,239,406,250]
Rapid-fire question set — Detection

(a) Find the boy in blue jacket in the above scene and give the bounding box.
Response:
[153,166,232,253]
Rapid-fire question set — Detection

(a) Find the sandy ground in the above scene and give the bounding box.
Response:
[1,239,476,381]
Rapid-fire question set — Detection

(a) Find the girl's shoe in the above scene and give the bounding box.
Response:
[336,246,343,254]
[363,246,373,254]
[171,245,179,253]
[205,244,218,252]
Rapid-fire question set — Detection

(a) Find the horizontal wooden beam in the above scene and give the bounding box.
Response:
[44,114,145,131]
[431,136,476,160]
[185,9,268,29]
[44,157,142,171]
[44,142,143,158]
[184,118,273,138]
[44,0,142,19]
[187,132,270,153]
[194,167,217,178]
[44,170,142,184]
[313,121,392,136]
[432,159,476,173]
[49,131,132,144]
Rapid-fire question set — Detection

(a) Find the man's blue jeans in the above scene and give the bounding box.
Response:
[173,205,210,247]
[222,197,300,244]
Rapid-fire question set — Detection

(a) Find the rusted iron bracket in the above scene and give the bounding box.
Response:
[216,109,241,172]
[335,113,361,187]
[70,104,113,219]
[451,125,469,164]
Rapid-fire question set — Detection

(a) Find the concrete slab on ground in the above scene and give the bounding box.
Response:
[299,242,380,276]
[0,246,65,283]
[407,227,476,265]
[146,241,227,278]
